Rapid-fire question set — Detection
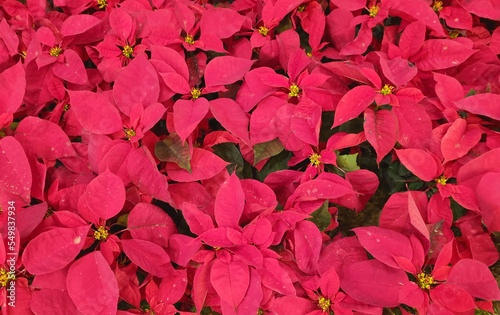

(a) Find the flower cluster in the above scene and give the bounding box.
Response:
[0,0,499,314]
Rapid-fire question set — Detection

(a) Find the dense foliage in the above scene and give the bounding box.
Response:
[0,0,499,314]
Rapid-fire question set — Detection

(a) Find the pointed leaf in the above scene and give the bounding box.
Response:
[82,169,125,222]
[205,56,255,87]
[215,172,245,228]
[61,14,101,36]
[457,93,500,121]
[441,119,481,162]
[429,284,476,312]
[121,239,172,277]
[210,98,250,144]
[128,203,177,249]
[364,108,398,164]
[476,173,500,232]
[155,133,191,172]
[158,268,188,304]
[53,49,89,85]
[23,225,90,275]
[166,148,228,182]
[447,258,500,301]
[210,258,250,309]
[294,220,322,274]
[395,148,441,182]
[333,85,376,127]
[173,98,209,143]
[253,138,284,166]
[0,136,32,202]
[0,62,25,113]
[68,90,122,135]
[67,252,119,315]
[415,39,477,71]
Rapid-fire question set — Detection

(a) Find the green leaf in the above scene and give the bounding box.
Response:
[465,88,476,97]
[253,138,284,165]
[337,153,360,172]
[154,133,191,172]
[212,142,244,175]
[307,200,331,232]
[256,149,292,181]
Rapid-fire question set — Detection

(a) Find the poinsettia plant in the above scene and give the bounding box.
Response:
[0,0,499,314]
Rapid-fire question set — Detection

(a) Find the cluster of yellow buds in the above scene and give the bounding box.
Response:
[417,272,435,290]
[94,226,109,241]
[317,296,331,312]
[289,84,300,97]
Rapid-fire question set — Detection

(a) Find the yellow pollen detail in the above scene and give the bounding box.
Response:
[258,26,269,36]
[94,226,109,241]
[380,84,394,95]
[449,31,459,39]
[63,104,70,112]
[191,88,201,100]
[0,268,14,288]
[185,35,195,45]
[124,128,136,139]
[213,247,221,251]
[306,52,312,57]
[50,47,62,57]
[289,84,300,97]
[297,4,306,12]
[122,45,133,58]
[98,0,107,8]
[318,296,331,312]
[369,5,380,17]
[433,1,443,12]
[257,309,264,315]
[309,154,321,166]
[20,51,26,59]
[435,175,448,185]
[417,272,435,290]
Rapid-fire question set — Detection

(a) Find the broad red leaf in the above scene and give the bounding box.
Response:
[109,8,132,41]
[0,62,25,113]
[434,73,464,108]
[329,0,366,10]
[121,239,173,277]
[447,258,500,301]
[364,108,398,164]
[457,94,500,121]
[68,90,123,135]
[235,268,263,315]
[441,120,481,162]
[429,284,476,312]
[0,136,32,202]
[260,258,296,295]
[127,148,170,202]
[165,148,228,182]
[81,169,125,222]
[294,220,322,274]
[158,268,188,304]
[182,202,215,235]
[457,148,500,188]
[353,226,413,269]
[215,172,245,228]
[128,203,177,249]
[379,57,417,87]
[200,7,246,39]
[458,0,500,20]
[210,98,250,144]
[333,85,376,127]
[205,56,255,87]
[395,148,441,181]
[320,267,340,299]
[290,99,322,146]
[15,116,77,160]
[476,173,500,232]
[67,252,119,315]
[113,55,159,115]
[340,22,373,56]
[341,260,408,307]
[23,225,90,275]
[414,39,477,71]
[440,6,473,31]
[173,98,209,143]
[52,49,89,85]
[399,21,426,59]
[17,202,47,241]
[390,0,445,36]
[61,14,101,36]
[210,258,250,309]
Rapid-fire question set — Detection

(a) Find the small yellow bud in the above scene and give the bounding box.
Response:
[122,45,133,58]
[185,35,195,45]
[318,296,331,312]
[449,30,459,39]
[0,268,14,288]
[309,154,321,166]
[258,26,269,36]
[380,84,394,95]
[369,5,380,17]
[50,47,62,57]
[98,0,107,9]
[289,84,300,97]
[433,1,443,12]
[124,127,136,139]
[297,4,306,12]
[94,226,109,241]
[417,272,435,290]
[191,88,201,100]
[435,175,448,185]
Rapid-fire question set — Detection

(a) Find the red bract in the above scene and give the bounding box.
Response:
[1,0,500,314]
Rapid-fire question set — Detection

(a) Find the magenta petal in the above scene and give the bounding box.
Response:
[447,258,500,301]
[67,252,119,314]
[215,172,245,228]
[173,98,209,143]
[333,85,376,127]
[210,98,250,144]
[128,202,177,249]
[61,14,101,36]
[0,136,32,202]
[121,239,173,277]
[0,62,25,113]
[210,257,250,309]
[294,220,322,274]
[205,56,255,87]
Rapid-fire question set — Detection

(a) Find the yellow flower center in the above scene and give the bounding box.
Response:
[435,175,448,185]
[20,51,26,59]
[185,35,195,45]
[0,268,14,288]
[297,4,306,12]
[417,272,435,290]
[449,30,459,39]
[213,247,221,251]
[124,127,136,139]
[289,84,300,97]
[318,296,331,313]
[94,226,109,241]
[369,5,380,17]
[50,47,62,57]
[44,207,54,218]
[309,154,321,166]
[306,52,312,57]
[191,88,201,100]
[63,103,70,112]
[122,45,133,58]
[258,26,269,36]
[98,0,107,8]
[380,84,394,95]
[432,1,443,12]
